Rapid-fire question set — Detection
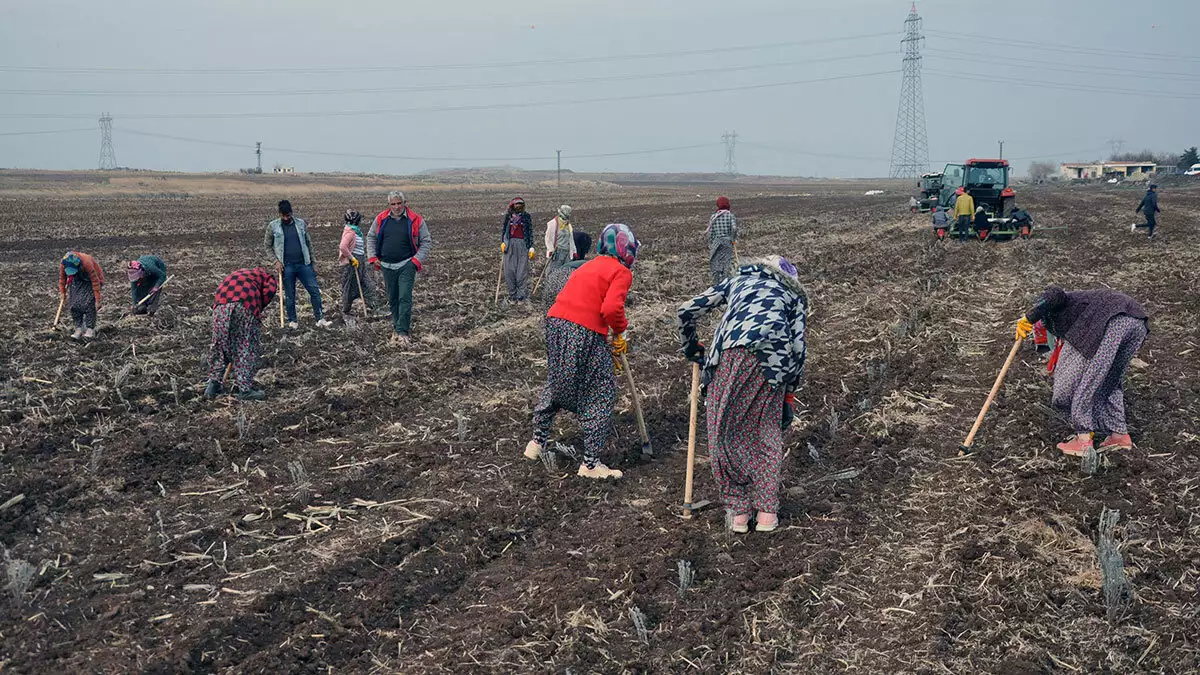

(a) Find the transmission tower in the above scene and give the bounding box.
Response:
[256,142,263,173]
[888,4,929,180]
[721,130,738,175]
[98,112,116,170]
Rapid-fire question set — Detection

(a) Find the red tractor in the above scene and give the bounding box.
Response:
[937,159,1030,240]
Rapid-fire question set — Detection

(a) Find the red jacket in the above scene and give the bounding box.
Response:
[547,255,631,336]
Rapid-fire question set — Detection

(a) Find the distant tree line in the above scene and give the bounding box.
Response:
[1108,147,1199,170]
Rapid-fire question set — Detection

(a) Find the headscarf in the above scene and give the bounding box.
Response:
[716,196,731,211]
[508,197,525,211]
[62,252,81,277]
[597,223,639,269]
[344,209,363,236]
[126,260,145,282]
[557,204,572,220]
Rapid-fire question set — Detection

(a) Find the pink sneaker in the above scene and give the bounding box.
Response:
[1098,433,1133,451]
[1056,433,1094,457]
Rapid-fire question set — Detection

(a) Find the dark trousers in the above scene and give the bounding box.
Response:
[955,215,971,240]
[1135,212,1157,236]
[381,263,417,335]
[282,263,323,322]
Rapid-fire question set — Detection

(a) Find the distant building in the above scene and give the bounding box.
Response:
[273,165,295,174]
[1059,162,1156,180]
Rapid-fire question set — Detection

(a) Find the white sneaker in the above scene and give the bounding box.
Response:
[577,462,623,479]
[315,318,333,328]
[523,440,543,460]
[70,328,83,340]
[287,321,299,329]
[83,328,95,339]
[1130,223,1137,232]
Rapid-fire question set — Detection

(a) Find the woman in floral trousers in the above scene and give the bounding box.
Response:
[678,255,808,533]
[203,268,278,401]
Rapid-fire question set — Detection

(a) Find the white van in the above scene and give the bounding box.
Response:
[1186,163,1200,176]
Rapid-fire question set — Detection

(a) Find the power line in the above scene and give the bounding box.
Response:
[926,29,1200,63]
[740,142,889,162]
[925,68,1200,100]
[0,31,899,76]
[0,127,95,137]
[114,128,719,162]
[924,48,1200,82]
[0,52,896,97]
[0,69,901,120]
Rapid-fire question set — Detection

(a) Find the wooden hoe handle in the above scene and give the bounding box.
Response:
[682,362,701,518]
[959,337,1023,455]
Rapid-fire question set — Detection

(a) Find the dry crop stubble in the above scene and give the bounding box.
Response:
[0,174,1198,671]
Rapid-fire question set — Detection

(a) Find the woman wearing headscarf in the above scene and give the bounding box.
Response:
[203,268,279,401]
[1016,287,1148,456]
[542,230,593,307]
[524,223,639,480]
[127,255,167,316]
[500,197,535,302]
[707,196,738,285]
[337,209,379,326]
[678,255,809,533]
[59,251,104,340]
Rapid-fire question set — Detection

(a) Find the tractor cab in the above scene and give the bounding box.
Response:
[917,172,944,212]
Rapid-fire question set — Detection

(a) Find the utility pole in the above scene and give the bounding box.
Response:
[556,149,562,188]
[888,4,929,179]
[98,113,116,170]
[256,142,262,173]
[998,140,1004,160]
[721,131,738,176]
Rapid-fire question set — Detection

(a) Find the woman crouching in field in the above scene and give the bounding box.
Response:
[524,224,638,480]
[1017,286,1148,456]
[678,255,809,533]
[60,251,104,340]
[203,268,278,401]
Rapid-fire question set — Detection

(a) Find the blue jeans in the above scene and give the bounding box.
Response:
[282,263,323,322]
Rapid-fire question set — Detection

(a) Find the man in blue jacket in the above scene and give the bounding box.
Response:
[264,200,332,328]
[1132,184,1160,239]
[367,191,433,342]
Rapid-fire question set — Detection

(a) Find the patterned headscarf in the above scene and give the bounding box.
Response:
[344,209,363,236]
[508,197,525,210]
[597,223,639,269]
[126,260,144,282]
[62,252,81,276]
[761,254,798,278]
[557,205,572,220]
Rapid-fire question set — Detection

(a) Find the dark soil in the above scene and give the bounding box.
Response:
[1,177,1198,672]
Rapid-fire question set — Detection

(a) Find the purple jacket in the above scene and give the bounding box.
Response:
[1027,287,1147,359]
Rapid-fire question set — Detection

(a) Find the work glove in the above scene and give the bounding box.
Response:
[368,256,381,270]
[610,332,629,356]
[500,242,507,254]
[683,340,706,364]
[1016,316,1034,340]
[528,248,536,261]
[782,393,796,430]
[350,258,359,268]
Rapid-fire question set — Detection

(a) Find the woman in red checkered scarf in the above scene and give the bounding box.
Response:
[203,268,278,400]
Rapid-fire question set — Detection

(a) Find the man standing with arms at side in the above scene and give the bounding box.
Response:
[367,190,432,343]
[264,199,331,329]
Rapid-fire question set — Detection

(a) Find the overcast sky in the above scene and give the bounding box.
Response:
[1,0,1197,177]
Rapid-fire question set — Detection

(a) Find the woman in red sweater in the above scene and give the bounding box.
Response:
[524,223,638,479]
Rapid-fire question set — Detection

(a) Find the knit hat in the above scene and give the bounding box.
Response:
[126,260,144,282]
[955,187,965,195]
[62,252,81,276]
[557,204,572,220]
[597,223,638,269]
[344,209,361,225]
[716,196,731,211]
[278,200,293,215]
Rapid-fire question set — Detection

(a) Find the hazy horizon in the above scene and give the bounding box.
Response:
[2,0,1197,177]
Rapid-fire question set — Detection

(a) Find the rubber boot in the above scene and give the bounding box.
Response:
[203,380,222,400]
[523,439,543,460]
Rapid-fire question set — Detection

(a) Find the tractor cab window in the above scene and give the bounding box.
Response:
[968,166,1006,186]
[944,166,964,188]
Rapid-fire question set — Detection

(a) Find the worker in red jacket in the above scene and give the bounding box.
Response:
[523,224,639,479]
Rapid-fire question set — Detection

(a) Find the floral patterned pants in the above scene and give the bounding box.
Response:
[531,317,616,468]
[1051,315,1147,434]
[706,347,785,516]
[205,303,261,391]
[68,275,96,329]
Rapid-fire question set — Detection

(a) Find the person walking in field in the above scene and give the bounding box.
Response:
[337,209,379,327]
[1016,286,1148,457]
[542,231,593,306]
[677,255,808,533]
[952,187,974,241]
[1132,183,1160,239]
[203,267,278,401]
[523,223,640,480]
[264,200,331,329]
[367,190,432,342]
[500,197,535,303]
[126,255,167,316]
[59,251,104,340]
[541,204,575,296]
[707,196,738,285]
